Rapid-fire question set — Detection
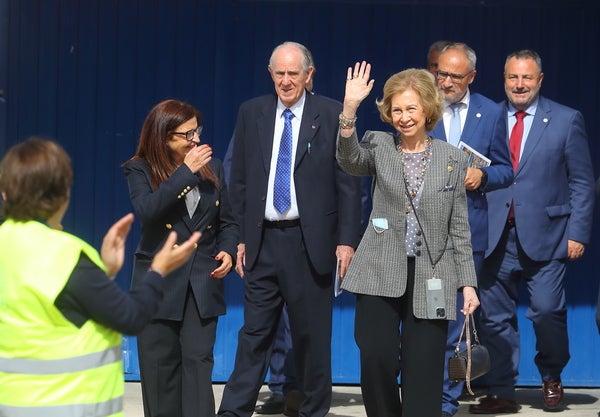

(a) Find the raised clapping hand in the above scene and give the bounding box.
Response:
[343,61,375,116]
[101,212,201,279]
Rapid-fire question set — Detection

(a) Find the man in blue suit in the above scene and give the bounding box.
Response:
[470,49,595,414]
[218,41,362,417]
[429,42,512,417]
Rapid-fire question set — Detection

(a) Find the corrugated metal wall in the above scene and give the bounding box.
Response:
[2,0,599,385]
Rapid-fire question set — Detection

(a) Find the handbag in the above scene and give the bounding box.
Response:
[447,313,490,395]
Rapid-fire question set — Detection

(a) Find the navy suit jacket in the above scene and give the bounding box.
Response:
[430,92,512,253]
[229,92,362,275]
[124,158,238,319]
[486,96,595,261]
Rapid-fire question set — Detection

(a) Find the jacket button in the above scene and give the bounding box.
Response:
[166,224,172,229]
[215,200,220,207]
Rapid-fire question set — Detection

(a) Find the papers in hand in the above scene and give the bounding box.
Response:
[334,258,343,297]
[458,141,491,168]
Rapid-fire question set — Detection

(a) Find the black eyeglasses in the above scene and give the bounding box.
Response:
[435,70,473,84]
[172,126,203,142]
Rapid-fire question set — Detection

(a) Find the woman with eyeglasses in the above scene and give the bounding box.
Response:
[123,99,238,417]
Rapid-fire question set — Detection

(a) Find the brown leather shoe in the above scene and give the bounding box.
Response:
[542,380,564,410]
[469,395,520,414]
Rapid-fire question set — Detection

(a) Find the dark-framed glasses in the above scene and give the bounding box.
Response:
[435,70,472,83]
[172,126,203,142]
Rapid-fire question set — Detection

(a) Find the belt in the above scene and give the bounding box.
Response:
[506,217,516,228]
[263,219,300,228]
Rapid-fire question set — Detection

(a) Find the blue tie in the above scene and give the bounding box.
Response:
[448,103,462,147]
[274,109,294,213]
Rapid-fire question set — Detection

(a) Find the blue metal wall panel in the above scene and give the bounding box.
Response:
[3,0,600,386]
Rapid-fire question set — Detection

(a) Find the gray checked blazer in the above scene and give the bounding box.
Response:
[336,130,477,320]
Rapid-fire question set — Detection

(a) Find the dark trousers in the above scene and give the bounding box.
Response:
[268,305,296,395]
[218,225,333,417]
[355,258,448,417]
[478,225,569,400]
[138,287,218,417]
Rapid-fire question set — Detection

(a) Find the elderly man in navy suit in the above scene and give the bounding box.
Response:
[429,42,512,417]
[469,49,595,414]
[217,41,362,417]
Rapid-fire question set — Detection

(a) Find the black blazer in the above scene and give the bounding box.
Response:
[124,158,238,320]
[229,92,362,275]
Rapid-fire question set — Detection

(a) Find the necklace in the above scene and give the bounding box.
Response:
[397,135,431,153]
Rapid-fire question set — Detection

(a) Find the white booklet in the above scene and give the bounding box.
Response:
[334,258,343,297]
[458,141,491,168]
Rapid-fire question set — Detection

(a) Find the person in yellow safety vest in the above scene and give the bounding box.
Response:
[0,137,200,417]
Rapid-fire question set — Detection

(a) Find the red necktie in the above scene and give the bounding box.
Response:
[507,111,526,222]
[509,111,526,172]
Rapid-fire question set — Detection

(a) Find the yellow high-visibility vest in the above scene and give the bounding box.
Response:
[0,219,123,417]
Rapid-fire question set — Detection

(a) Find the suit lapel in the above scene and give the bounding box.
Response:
[295,94,319,168]
[257,96,278,175]
[516,97,550,175]
[461,96,483,144]
[430,120,446,141]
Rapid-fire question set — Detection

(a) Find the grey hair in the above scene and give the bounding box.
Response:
[505,49,543,73]
[440,42,477,71]
[269,41,314,72]
[428,40,452,55]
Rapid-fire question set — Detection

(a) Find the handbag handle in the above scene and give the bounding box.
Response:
[455,313,478,395]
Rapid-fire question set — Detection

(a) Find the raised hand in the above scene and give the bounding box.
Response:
[343,61,375,115]
[101,213,135,279]
[151,231,201,277]
[184,143,213,173]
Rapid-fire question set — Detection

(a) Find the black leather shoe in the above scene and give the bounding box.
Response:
[283,389,305,417]
[469,395,520,414]
[255,393,284,414]
[542,380,563,410]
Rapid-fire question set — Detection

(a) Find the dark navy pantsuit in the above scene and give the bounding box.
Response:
[478,225,569,400]
[218,225,332,417]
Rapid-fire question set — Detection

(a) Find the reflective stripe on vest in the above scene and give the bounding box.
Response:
[0,396,122,417]
[0,345,121,374]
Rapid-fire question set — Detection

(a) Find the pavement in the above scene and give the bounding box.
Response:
[124,382,600,416]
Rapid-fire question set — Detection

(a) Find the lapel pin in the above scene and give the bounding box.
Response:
[476,113,482,118]
[448,166,453,172]
[543,118,549,123]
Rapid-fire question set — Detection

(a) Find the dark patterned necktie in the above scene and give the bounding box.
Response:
[273,109,294,213]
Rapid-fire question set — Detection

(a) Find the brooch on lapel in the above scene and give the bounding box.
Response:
[441,156,458,191]
[447,155,457,172]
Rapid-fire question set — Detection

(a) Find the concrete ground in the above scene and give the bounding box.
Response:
[124,382,600,416]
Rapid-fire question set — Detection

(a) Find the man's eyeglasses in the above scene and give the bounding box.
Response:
[172,126,203,142]
[435,70,473,83]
